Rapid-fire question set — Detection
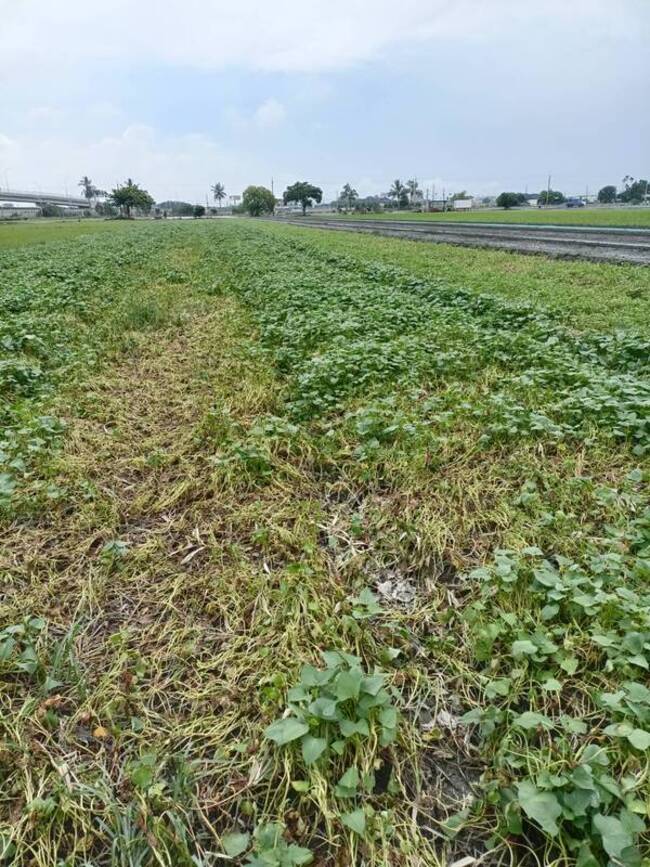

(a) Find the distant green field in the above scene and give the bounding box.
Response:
[321,207,650,229]
[264,220,650,332]
[0,218,135,249]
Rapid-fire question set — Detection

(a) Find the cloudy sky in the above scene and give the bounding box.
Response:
[0,0,647,203]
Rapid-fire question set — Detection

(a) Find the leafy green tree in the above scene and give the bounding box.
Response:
[538,189,565,205]
[496,192,520,209]
[389,179,409,208]
[619,176,649,204]
[193,205,206,218]
[339,183,358,211]
[211,182,226,207]
[242,185,276,217]
[109,179,154,218]
[283,182,323,216]
[597,185,617,204]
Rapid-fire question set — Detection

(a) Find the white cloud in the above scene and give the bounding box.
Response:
[0,124,260,201]
[254,98,287,129]
[87,102,124,123]
[0,1,645,199]
[26,106,65,123]
[0,0,640,76]
[0,121,506,202]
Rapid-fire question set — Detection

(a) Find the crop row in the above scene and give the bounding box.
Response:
[197,223,649,864]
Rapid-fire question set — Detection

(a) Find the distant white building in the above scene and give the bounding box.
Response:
[0,200,41,218]
[274,203,303,214]
[57,204,87,216]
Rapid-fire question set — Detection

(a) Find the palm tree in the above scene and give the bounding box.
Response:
[79,175,95,200]
[389,179,408,208]
[406,178,422,205]
[211,182,226,208]
[339,183,358,211]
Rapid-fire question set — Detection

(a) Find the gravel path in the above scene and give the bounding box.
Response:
[271,217,650,264]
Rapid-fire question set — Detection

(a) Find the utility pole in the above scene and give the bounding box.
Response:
[271,177,274,196]
[546,174,551,208]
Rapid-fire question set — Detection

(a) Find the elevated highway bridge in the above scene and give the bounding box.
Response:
[0,188,90,208]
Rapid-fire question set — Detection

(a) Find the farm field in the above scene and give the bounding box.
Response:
[0,218,139,250]
[315,207,650,229]
[263,222,650,332]
[1,219,649,866]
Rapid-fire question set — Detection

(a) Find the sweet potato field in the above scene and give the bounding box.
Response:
[1,219,649,866]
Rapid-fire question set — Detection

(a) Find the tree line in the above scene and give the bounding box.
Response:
[597,176,649,204]
[240,182,323,216]
[239,178,426,216]
[496,190,565,209]
[496,176,649,209]
[58,171,650,220]
[72,176,326,219]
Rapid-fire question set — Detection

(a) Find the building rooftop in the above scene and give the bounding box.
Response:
[0,200,39,208]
